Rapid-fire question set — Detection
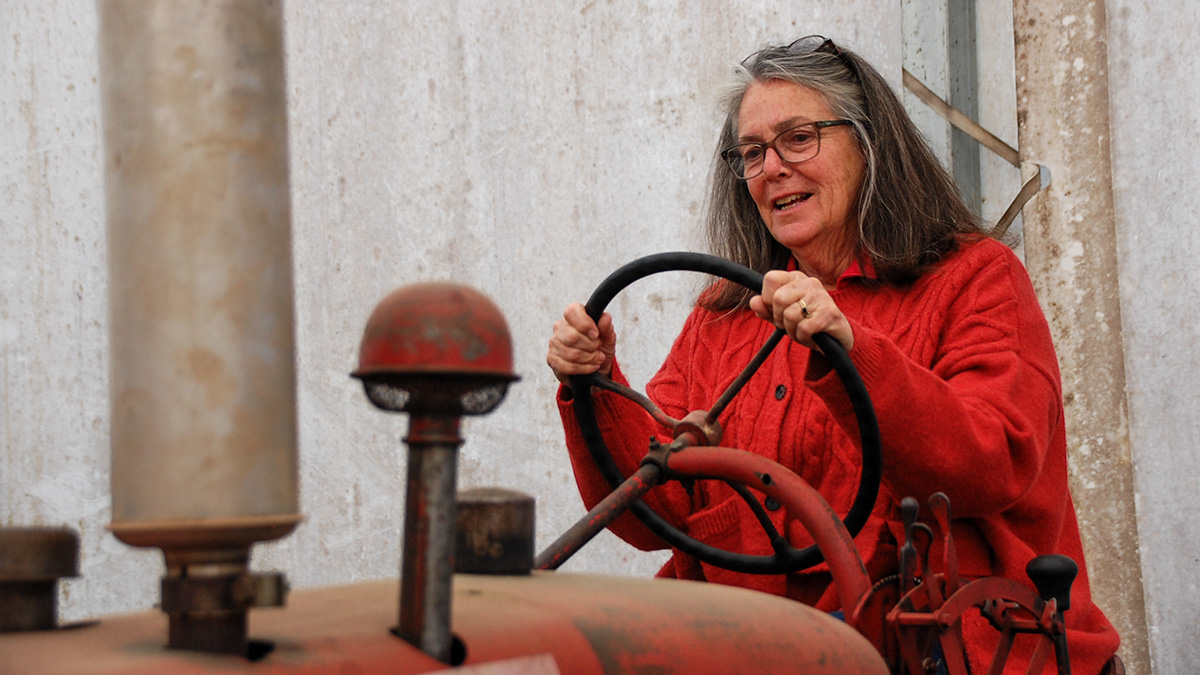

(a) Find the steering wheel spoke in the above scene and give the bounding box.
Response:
[727,482,790,554]
[705,327,787,424]
[586,373,683,430]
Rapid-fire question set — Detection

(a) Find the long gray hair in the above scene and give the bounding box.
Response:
[703,39,983,310]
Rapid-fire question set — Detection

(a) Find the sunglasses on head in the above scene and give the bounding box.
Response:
[742,35,858,83]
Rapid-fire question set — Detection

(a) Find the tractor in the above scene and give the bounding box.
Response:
[1,253,1093,675]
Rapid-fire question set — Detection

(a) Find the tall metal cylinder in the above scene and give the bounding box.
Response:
[99,0,299,550]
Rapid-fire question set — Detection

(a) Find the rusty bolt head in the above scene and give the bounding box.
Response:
[352,283,519,415]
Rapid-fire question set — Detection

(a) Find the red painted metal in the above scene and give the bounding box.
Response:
[353,283,518,387]
[880,560,1067,674]
[665,446,872,618]
[536,462,663,571]
[352,282,522,662]
[0,574,889,674]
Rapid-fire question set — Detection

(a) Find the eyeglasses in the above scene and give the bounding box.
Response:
[789,35,842,58]
[720,120,852,180]
[790,35,863,89]
[741,35,846,68]
[740,35,864,95]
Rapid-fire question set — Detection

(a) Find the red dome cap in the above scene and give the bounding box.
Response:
[352,283,518,415]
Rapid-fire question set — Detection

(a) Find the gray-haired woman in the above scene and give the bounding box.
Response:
[547,37,1118,674]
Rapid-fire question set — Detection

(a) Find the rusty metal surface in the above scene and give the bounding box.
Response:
[0,527,79,633]
[536,463,661,571]
[455,488,535,575]
[353,284,517,384]
[0,582,60,633]
[108,515,302,552]
[398,431,461,663]
[0,527,79,580]
[153,548,289,654]
[0,574,889,674]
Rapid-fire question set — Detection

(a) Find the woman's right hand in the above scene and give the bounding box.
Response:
[547,302,616,385]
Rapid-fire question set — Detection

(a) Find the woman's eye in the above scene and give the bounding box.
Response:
[781,128,817,147]
[741,146,765,164]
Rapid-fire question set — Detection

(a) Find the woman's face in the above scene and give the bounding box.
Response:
[737,79,865,268]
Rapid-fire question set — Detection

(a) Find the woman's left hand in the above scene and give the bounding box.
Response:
[749,270,854,353]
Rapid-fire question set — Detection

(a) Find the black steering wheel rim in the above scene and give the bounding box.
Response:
[570,251,882,574]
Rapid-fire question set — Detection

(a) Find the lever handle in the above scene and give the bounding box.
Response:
[1025,554,1078,613]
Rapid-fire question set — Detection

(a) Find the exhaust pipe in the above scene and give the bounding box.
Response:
[97,0,299,655]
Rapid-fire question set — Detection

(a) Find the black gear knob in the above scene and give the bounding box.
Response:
[1026,554,1078,613]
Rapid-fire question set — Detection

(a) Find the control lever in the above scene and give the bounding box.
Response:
[1026,554,1078,675]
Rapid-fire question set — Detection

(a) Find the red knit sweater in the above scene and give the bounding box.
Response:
[558,238,1118,674]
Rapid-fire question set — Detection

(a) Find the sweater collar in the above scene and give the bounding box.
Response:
[786,255,876,290]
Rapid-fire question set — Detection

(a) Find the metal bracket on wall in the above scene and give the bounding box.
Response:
[902,68,1048,237]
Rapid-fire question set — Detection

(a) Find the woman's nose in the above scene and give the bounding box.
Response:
[761,146,789,176]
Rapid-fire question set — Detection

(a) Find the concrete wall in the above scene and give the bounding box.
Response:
[1,0,896,619]
[1105,1,1200,672]
[902,0,1023,241]
[1011,0,1149,671]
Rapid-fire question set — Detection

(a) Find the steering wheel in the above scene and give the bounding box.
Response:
[569,252,881,575]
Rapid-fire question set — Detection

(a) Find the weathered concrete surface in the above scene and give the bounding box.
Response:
[268,0,899,599]
[2,0,898,622]
[1,0,164,620]
[1012,1,1150,673]
[1104,1,1200,673]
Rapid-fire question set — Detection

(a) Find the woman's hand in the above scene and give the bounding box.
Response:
[547,302,617,385]
[749,270,854,353]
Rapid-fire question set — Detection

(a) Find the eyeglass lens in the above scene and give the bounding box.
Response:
[725,124,824,179]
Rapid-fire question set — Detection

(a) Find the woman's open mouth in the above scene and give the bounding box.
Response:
[774,194,812,211]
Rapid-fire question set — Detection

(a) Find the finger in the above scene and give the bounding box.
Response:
[760,270,791,326]
[758,270,788,316]
[595,312,616,355]
[551,316,597,351]
[748,295,770,321]
[562,302,600,339]
[784,298,854,353]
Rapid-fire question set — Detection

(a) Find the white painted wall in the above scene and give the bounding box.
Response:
[1,0,897,621]
[1106,1,1200,672]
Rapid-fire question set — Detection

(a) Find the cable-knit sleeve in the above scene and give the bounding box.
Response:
[806,240,1065,520]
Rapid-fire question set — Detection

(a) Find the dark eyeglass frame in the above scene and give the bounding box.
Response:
[792,35,863,88]
[720,119,852,180]
[741,35,844,65]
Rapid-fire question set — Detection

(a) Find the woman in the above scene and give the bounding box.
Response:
[547,38,1118,673]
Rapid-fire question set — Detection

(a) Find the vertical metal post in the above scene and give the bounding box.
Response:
[396,416,462,663]
[948,0,981,213]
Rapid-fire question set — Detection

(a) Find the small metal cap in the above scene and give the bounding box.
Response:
[455,488,535,575]
[353,283,519,416]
